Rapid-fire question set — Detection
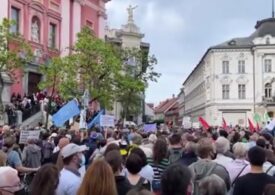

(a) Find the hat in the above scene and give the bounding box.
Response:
[148,134,157,143]
[61,143,88,158]
[65,134,72,140]
[0,167,23,193]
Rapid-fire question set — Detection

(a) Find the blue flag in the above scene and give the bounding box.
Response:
[52,100,80,127]
[87,109,105,128]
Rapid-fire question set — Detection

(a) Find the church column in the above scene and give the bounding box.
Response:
[72,0,82,43]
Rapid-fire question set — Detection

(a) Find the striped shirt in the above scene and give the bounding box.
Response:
[147,158,169,181]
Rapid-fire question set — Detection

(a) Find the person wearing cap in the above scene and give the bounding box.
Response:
[0,167,24,195]
[56,143,87,195]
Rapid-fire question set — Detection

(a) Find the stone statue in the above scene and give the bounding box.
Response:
[31,20,39,42]
[127,5,138,22]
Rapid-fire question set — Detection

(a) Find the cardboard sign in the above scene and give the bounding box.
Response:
[100,115,115,127]
[19,130,40,144]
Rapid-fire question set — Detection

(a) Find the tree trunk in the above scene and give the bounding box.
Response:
[0,74,5,120]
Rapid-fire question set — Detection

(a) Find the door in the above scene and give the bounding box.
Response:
[28,72,42,95]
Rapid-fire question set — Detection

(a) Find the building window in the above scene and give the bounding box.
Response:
[265,59,272,73]
[10,7,20,34]
[265,83,272,98]
[238,84,246,99]
[222,61,229,74]
[49,23,56,48]
[86,20,93,29]
[222,84,230,99]
[238,60,245,74]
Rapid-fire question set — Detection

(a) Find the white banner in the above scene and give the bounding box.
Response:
[100,115,115,127]
[182,117,192,129]
[19,130,40,144]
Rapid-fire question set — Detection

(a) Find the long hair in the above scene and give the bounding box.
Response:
[30,164,59,195]
[77,160,117,195]
[153,139,168,164]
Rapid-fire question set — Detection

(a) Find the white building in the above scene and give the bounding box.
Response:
[183,17,275,127]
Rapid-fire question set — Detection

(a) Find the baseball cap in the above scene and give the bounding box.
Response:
[61,143,88,158]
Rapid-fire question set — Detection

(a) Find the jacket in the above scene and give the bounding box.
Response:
[22,144,41,168]
[189,159,231,195]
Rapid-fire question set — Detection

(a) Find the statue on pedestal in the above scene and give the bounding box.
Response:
[127,5,138,23]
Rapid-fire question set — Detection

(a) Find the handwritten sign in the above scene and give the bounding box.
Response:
[100,115,115,127]
[19,130,40,144]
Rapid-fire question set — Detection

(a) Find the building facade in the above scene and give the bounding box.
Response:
[0,0,109,103]
[183,17,275,127]
[105,6,150,124]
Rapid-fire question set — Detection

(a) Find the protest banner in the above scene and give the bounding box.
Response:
[52,99,80,127]
[100,115,115,127]
[19,130,40,144]
[182,117,192,129]
[144,123,157,132]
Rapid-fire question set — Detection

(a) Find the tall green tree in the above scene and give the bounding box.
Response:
[39,27,122,109]
[116,47,160,121]
[0,19,32,113]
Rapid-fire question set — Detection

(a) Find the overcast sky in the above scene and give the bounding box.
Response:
[106,0,273,105]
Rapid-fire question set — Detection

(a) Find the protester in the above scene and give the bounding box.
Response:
[179,141,198,166]
[22,137,41,168]
[213,136,233,168]
[0,167,24,195]
[105,150,132,195]
[226,142,250,184]
[130,147,154,183]
[41,133,54,164]
[56,143,87,195]
[189,138,230,195]
[233,146,275,195]
[30,164,59,195]
[147,138,169,193]
[167,133,183,163]
[199,174,227,195]
[161,163,192,195]
[0,150,7,166]
[126,153,150,190]
[4,136,38,173]
[77,160,117,195]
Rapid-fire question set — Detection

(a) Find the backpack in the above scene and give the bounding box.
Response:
[192,163,217,195]
[168,148,183,164]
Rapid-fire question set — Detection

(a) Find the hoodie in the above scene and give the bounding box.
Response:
[22,144,41,168]
[189,159,231,195]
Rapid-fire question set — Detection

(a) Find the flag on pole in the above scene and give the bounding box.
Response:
[222,117,227,129]
[253,113,261,124]
[87,109,105,128]
[264,112,271,123]
[52,99,80,127]
[198,117,210,130]
[248,118,255,133]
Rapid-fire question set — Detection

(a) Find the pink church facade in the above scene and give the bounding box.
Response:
[0,0,109,100]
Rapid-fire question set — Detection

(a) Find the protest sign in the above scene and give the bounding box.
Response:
[100,115,115,127]
[144,123,157,132]
[182,117,192,129]
[19,130,40,144]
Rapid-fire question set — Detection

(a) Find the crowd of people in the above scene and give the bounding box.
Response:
[6,92,64,126]
[1,124,275,195]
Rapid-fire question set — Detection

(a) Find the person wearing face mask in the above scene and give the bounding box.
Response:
[56,143,88,195]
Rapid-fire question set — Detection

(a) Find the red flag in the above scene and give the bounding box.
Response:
[198,117,210,130]
[222,117,227,129]
[248,118,255,133]
[256,123,260,132]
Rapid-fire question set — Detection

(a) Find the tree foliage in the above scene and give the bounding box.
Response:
[0,19,32,111]
[116,47,160,120]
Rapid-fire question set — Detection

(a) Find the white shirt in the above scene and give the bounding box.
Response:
[56,168,82,195]
[139,164,154,183]
[263,161,275,176]
[213,153,233,168]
